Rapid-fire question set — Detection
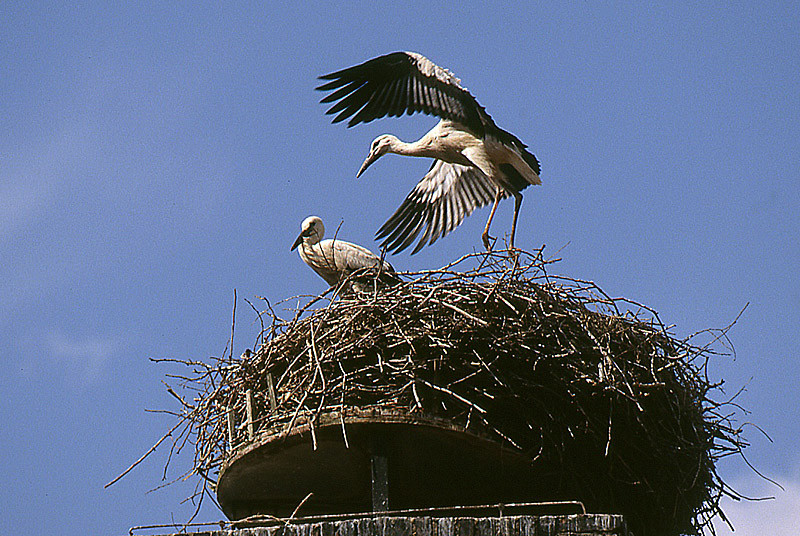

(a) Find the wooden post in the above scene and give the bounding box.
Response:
[245,389,255,440]
[266,372,277,412]
[226,408,236,450]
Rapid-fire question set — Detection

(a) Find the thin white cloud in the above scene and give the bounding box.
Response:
[712,474,800,536]
[0,123,91,246]
[45,332,116,385]
[0,120,97,329]
[0,180,54,244]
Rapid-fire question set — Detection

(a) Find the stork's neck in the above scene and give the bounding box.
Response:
[384,136,410,155]
[388,135,435,158]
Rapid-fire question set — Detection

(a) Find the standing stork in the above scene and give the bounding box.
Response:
[292,216,398,292]
[317,52,541,254]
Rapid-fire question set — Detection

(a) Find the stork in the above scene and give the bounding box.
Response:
[317,52,541,254]
[292,216,398,292]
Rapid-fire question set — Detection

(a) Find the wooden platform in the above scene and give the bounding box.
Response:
[216,409,556,520]
[141,513,627,536]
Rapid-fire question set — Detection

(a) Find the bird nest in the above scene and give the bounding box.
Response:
[139,249,749,536]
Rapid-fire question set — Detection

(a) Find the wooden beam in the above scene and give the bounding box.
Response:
[245,389,255,440]
[266,372,277,412]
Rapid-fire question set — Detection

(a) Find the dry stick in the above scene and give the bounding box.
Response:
[309,320,328,420]
[172,411,195,458]
[244,296,266,349]
[223,289,237,362]
[308,412,318,450]
[128,521,228,535]
[471,349,508,389]
[163,383,192,409]
[429,297,489,328]
[145,471,196,494]
[286,287,335,326]
[231,492,315,529]
[162,420,192,480]
[688,302,749,359]
[337,360,350,448]
[416,378,487,414]
[105,419,185,488]
[289,492,314,520]
[281,366,316,439]
[184,472,211,527]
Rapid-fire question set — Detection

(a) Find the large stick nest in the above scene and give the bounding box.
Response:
[155,249,748,536]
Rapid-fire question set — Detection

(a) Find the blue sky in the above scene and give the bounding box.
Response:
[1,2,798,535]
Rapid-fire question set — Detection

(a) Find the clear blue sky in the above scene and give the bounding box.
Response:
[1,3,798,535]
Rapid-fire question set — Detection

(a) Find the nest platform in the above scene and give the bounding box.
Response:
[217,408,544,520]
[162,249,746,536]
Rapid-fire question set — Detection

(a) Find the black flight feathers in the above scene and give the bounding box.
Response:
[316,52,538,162]
[317,51,486,137]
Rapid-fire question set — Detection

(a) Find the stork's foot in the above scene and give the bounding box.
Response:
[481,232,496,251]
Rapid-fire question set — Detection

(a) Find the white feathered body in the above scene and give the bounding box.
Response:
[422,120,541,192]
[298,238,393,287]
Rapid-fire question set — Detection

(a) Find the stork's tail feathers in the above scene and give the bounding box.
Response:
[520,148,542,185]
[500,163,535,192]
[347,265,401,293]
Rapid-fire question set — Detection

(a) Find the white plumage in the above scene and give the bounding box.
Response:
[318,51,541,254]
[291,216,397,291]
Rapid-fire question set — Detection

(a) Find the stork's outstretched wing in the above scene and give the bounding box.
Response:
[377,161,503,254]
[318,51,539,153]
[317,51,493,136]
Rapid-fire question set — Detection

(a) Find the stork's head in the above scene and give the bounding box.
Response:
[357,135,396,178]
[291,216,325,250]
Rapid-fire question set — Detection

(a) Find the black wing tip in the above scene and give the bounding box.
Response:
[385,238,417,255]
[377,215,434,256]
[522,150,541,176]
[378,212,424,254]
[410,240,427,255]
[375,220,399,241]
[316,52,407,82]
[347,116,372,128]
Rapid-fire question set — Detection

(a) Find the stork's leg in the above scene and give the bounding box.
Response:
[482,188,503,251]
[509,190,524,251]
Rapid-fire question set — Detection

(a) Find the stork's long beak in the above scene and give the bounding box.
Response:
[356,150,380,178]
[291,232,304,251]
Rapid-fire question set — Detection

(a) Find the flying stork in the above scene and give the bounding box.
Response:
[292,216,398,292]
[317,52,541,254]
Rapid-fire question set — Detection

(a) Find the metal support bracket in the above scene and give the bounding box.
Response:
[370,436,389,512]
